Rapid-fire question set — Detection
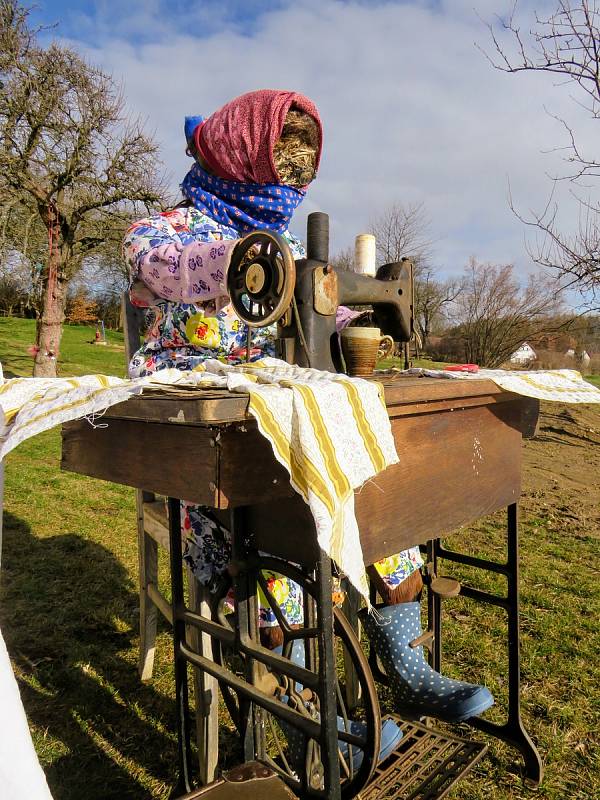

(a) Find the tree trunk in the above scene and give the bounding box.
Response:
[33,266,67,377]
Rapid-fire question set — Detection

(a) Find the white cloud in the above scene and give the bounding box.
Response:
[51,0,595,282]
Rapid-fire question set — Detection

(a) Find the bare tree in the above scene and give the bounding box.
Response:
[329,245,355,272]
[447,258,563,367]
[0,198,49,315]
[485,1,600,308]
[0,255,28,314]
[369,201,434,270]
[414,267,462,351]
[367,202,458,349]
[0,1,167,375]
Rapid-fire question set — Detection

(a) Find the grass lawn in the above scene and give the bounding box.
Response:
[0,316,599,799]
[0,317,128,379]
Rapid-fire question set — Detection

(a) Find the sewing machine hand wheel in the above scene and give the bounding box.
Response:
[227,231,296,327]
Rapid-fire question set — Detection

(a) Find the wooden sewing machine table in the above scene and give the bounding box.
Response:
[61,375,543,799]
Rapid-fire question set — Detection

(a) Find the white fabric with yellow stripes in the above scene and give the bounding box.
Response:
[402,367,600,403]
[205,357,398,601]
[0,369,221,458]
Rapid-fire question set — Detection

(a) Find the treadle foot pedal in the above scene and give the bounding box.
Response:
[362,715,487,800]
[175,762,297,800]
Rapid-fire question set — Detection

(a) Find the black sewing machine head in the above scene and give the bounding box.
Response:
[227,212,414,372]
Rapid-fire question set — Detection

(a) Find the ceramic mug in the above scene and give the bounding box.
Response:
[340,327,394,377]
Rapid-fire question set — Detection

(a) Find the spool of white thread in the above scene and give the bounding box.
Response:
[354,234,376,277]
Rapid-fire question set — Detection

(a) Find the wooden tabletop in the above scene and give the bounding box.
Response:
[103,375,516,427]
[62,375,538,563]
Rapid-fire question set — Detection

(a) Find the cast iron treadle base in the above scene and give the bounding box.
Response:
[361,716,487,800]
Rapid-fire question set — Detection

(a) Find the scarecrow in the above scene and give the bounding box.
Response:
[123,90,492,762]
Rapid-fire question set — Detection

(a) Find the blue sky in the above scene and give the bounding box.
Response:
[26,1,595,294]
[31,1,294,41]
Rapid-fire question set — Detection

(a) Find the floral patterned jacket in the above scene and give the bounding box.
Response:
[122,205,305,377]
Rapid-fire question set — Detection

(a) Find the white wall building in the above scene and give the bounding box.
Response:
[509,342,537,365]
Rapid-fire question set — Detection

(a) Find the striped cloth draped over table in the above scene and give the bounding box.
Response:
[0,374,147,458]
[2,362,597,597]
[204,358,399,601]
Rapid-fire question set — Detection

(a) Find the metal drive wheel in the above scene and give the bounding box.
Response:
[227,232,296,327]
[210,557,381,799]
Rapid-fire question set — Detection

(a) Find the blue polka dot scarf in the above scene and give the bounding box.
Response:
[180,163,306,234]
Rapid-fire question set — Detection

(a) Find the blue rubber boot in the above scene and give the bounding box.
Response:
[274,641,402,771]
[361,603,494,723]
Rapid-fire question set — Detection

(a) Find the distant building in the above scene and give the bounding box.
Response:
[510,342,537,365]
[580,350,591,367]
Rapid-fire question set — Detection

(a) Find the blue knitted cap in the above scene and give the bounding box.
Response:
[184,115,204,146]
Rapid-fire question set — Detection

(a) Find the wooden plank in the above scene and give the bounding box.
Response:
[382,377,507,407]
[188,579,219,784]
[62,389,533,541]
[122,293,144,364]
[249,400,523,566]
[355,399,522,564]
[106,392,250,426]
[386,393,515,419]
[61,418,221,505]
[102,377,515,427]
[143,499,170,551]
[216,425,295,508]
[136,490,160,681]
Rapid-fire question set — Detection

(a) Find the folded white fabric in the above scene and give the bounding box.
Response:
[0,629,54,800]
[402,367,600,403]
[0,369,223,459]
[0,375,147,458]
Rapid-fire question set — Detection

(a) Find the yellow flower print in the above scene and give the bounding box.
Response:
[267,575,290,606]
[373,555,402,577]
[185,314,221,348]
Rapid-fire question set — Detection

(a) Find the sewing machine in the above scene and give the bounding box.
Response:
[226,212,414,371]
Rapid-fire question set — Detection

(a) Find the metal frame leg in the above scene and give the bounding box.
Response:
[231,520,341,797]
[315,550,342,799]
[432,503,543,787]
[166,500,344,798]
[230,506,263,764]
[168,496,193,796]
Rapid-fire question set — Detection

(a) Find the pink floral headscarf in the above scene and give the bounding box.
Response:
[193,89,322,185]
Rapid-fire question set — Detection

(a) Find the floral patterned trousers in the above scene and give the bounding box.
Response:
[182,503,424,628]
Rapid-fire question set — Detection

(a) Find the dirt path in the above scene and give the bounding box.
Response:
[522,403,600,539]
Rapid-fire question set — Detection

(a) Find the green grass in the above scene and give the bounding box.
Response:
[1,315,599,799]
[0,317,127,378]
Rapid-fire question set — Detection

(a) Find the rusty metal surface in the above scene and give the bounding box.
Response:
[361,716,487,800]
[175,762,296,799]
[313,265,338,315]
